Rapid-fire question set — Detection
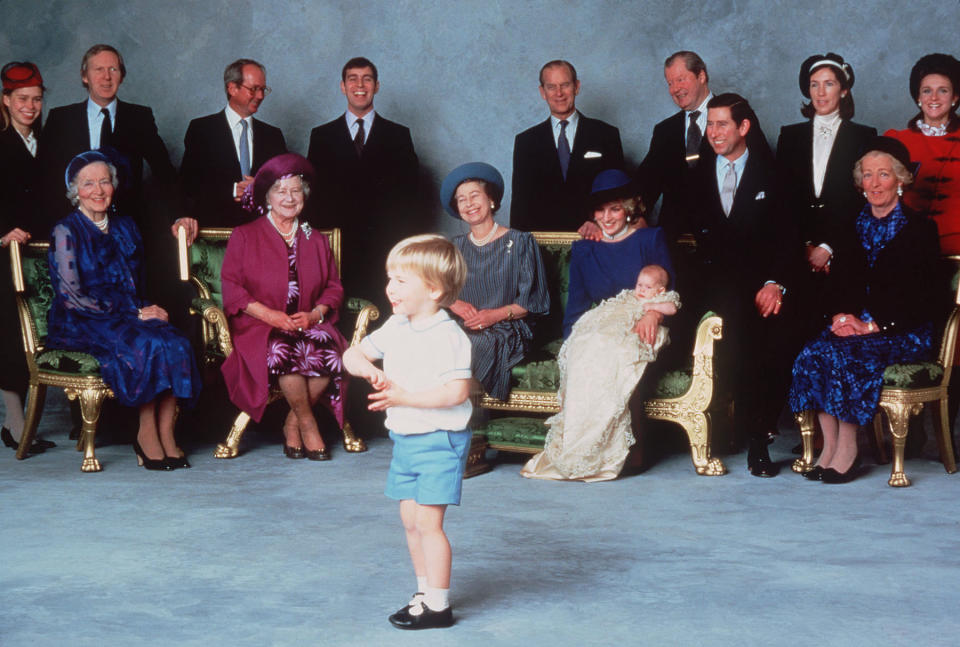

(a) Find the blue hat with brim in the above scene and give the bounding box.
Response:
[64,147,130,191]
[440,162,504,218]
[588,169,638,210]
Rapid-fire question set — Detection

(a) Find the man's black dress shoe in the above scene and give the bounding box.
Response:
[747,442,779,478]
[1,427,44,454]
[802,466,824,481]
[388,601,453,630]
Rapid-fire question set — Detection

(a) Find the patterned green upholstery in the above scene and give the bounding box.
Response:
[35,349,101,375]
[532,242,574,349]
[478,417,549,448]
[190,238,228,308]
[20,249,53,342]
[883,362,944,388]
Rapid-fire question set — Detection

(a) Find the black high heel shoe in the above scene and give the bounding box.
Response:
[165,452,191,469]
[2,427,45,454]
[305,446,331,461]
[283,444,305,459]
[133,440,174,471]
[821,457,864,484]
[802,465,825,481]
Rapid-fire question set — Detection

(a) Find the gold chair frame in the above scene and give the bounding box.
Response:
[794,260,960,486]
[477,231,727,476]
[177,227,380,458]
[10,240,114,472]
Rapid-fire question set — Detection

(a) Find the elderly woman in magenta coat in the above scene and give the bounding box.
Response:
[221,153,347,461]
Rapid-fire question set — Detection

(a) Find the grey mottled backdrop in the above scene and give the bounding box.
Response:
[3,0,960,232]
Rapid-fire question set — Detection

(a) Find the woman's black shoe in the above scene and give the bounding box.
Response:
[305,447,331,461]
[2,427,45,454]
[165,454,191,469]
[802,465,825,481]
[34,438,56,449]
[821,458,864,484]
[133,440,174,471]
[283,444,305,459]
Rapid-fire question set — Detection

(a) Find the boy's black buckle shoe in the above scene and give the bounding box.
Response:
[388,601,453,630]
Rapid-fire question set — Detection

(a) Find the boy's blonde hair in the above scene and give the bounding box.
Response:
[640,264,670,288]
[386,234,467,307]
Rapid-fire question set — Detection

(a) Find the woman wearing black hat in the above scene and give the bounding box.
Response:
[776,53,877,338]
[0,61,49,454]
[440,162,549,401]
[788,137,940,483]
[885,53,960,254]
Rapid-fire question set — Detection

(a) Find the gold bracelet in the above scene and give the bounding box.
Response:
[506,306,515,321]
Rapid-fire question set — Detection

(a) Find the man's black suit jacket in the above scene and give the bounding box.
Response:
[510,113,623,232]
[306,113,419,298]
[637,110,713,241]
[180,110,287,227]
[776,119,877,257]
[40,100,175,231]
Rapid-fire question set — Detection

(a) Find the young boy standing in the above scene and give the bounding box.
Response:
[343,234,472,630]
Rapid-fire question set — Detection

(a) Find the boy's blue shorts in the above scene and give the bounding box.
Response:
[385,429,472,505]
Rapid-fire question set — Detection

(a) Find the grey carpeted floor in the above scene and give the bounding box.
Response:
[2,391,959,647]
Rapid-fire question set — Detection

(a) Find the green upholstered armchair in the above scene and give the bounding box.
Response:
[177,227,380,458]
[794,257,960,487]
[9,240,114,472]
[474,231,727,477]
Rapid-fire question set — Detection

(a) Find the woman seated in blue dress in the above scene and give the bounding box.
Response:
[440,162,549,400]
[789,137,941,483]
[562,169,675,341]
[46,150,201,470]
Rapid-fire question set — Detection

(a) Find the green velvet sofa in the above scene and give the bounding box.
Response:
[473,231,728,477]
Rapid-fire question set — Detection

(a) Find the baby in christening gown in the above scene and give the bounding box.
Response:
[521,265,680,482]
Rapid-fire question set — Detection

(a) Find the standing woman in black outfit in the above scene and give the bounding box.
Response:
[0,61,52,454]
[776,53,877,341]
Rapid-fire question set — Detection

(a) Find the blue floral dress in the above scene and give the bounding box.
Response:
[788,205,934,425]
[46,211,201,407]
[265,238,345,400]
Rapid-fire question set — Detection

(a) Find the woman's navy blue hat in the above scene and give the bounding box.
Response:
[799,53,854,98]
[588,169,638,209]
[860,136,917,175]
[64,148,125,189]
[440,162,504,218]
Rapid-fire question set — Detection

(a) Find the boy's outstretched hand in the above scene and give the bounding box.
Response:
[368,379,408,411]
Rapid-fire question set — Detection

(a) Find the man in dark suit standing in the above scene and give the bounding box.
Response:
[511,60,623,235]
[637,51,714,243]
[175,58,287,239]
[686,93,805,478]
[41,44,176,232]
[306,56,419,303]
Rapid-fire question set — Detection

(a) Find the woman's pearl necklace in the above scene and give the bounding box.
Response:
[93,215,109,232]
[469,221,499,247]
[268,213,298,245]
[601,224,630,241]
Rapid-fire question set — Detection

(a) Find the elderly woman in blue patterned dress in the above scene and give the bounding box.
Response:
[440,163,549,400]
[221,153,348,461]
[47,150,201,470]
[789,137,941,483]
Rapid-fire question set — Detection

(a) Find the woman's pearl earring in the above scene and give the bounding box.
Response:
[897,185,903,197]
[918,101,923,108]
[490,202,495,209]
[863,191,869,198]
[267,204,272,212]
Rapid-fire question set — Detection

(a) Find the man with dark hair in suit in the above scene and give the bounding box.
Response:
[686,93,804,478]
[174,58,287,240]
[637,51,714,243]
[306,56,419,303]
[41,44,176,231]
[511,60,623,235]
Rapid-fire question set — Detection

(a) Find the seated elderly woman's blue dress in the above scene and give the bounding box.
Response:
[46,210,201,407]
[789,205,940,424]
[562,226,675,338]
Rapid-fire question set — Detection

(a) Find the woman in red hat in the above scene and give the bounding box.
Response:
[0,61,49,454]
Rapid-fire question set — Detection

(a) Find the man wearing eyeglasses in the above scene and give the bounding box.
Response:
[41,43,176,231]
[510,59,623,235]
[176,58,287,237]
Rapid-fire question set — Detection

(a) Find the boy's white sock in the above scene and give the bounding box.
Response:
[423,586,450,611]
[416,576,427,594]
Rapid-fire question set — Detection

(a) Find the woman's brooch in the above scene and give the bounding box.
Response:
[301,222,313,240]
[506,239,513,254]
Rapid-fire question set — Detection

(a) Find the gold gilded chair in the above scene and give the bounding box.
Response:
[177,227,379,458]
[794,264,960,487]
[474,231,727,477]
[9,240,114,472]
